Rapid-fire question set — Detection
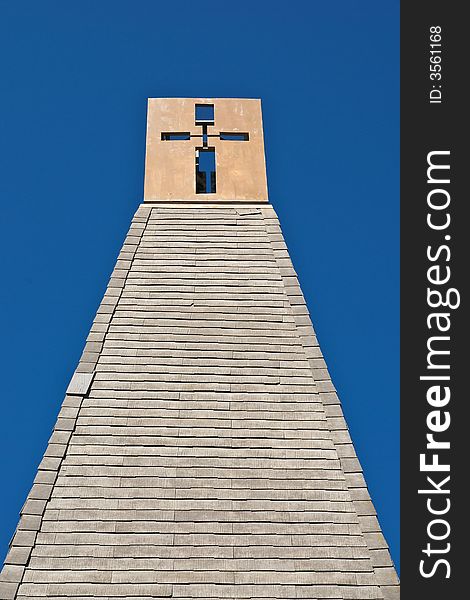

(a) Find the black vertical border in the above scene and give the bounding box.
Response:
[401,3,466,598]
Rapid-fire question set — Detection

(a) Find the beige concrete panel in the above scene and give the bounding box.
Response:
[144,98,268,202]
[144,98,195,201]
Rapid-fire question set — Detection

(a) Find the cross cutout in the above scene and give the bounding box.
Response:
[161,103,249,194]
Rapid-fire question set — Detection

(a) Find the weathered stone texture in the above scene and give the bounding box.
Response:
[1,204,398,600]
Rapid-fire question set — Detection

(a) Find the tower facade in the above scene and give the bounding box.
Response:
[1,99,399,600]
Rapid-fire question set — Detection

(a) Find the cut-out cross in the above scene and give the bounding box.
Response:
[161,104,249,194]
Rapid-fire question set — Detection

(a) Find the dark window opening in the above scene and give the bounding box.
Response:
[195,104,214,125]
[161,132,191,141]
[219,132,249,141]
[196,148,216,194]
[196,170,206,194]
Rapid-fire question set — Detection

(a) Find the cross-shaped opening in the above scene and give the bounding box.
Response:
[160,103,250,195]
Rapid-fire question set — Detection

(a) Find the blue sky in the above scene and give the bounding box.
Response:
[0,0,399,569]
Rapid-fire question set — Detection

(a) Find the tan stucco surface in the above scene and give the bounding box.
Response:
[144,98,269,202]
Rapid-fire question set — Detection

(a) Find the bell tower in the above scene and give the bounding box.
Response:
[0,98,399,600]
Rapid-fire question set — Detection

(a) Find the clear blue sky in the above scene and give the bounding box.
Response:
[0,0,399,570]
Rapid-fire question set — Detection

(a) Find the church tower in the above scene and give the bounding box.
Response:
[0,98,399,600]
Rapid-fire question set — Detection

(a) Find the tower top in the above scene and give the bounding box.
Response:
[144,98,268,202]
